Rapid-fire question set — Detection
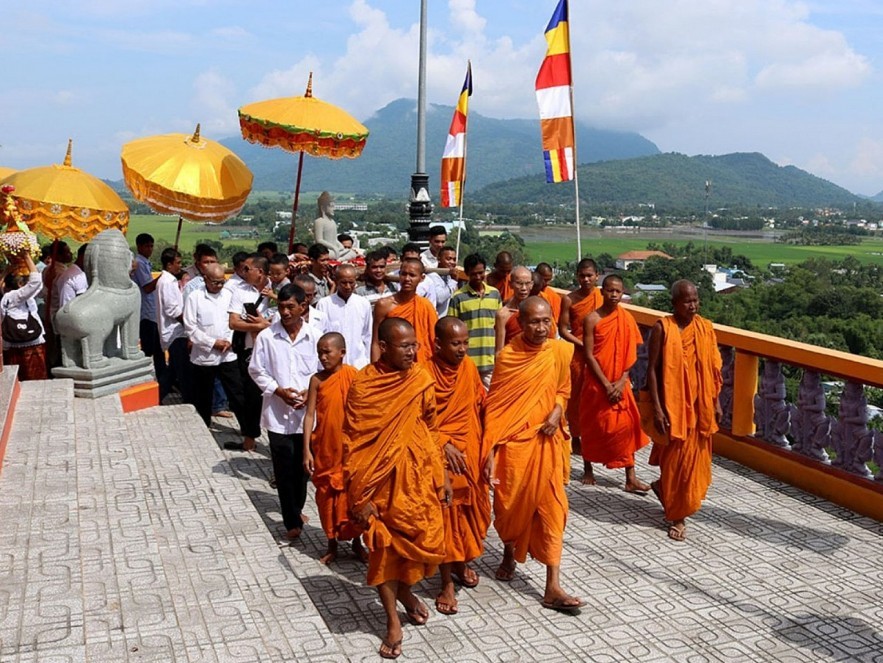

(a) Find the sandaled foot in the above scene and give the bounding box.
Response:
[541,595,584,613]
[495,561,516,582]
[404,600,429,626]
[668,523,686,542]
[453,566,479,588]
[378,639,402,659]
[435,593,458,615]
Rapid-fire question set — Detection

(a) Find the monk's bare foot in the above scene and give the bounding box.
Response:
[397,586,429,626]
[352,537,369,563]
[453,563,479,588]
[624,479,651,494]
[319,539,338,565]
[580,461,596,485]
[379,624,403,659]
[668,521,687,542]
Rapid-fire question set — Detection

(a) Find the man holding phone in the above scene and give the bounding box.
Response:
[227,253,272,451]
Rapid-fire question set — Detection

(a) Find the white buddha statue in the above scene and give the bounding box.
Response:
[313,191,363,261]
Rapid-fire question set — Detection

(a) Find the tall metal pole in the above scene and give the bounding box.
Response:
[408,0,432,245]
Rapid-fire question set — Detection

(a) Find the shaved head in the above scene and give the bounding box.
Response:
[319,331,346,349]
[435,316,468,341]
[434,316,469,367]
[510,265,531,281]
[602,274,624,288]
[400,257,425,273]
[378,316,414,344]
[519,295,552,318]
[203,263,225,280]
[671,279,697,301]
[335,264,357,280]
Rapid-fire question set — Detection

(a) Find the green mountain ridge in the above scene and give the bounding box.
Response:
[473,152,865,208]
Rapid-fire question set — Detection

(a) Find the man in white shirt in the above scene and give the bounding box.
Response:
[183,263,247,430]
[227,253,272,452]
[315,264,372,368]
[248,283,320,540]
[52,243,89,317]
[181,244,219,301]
[305,243,333,301]
[155,247,193,404]
[420,225,447,269]
[423,245,459,318]
[292,274,327,333]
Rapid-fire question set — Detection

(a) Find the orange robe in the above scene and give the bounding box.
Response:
[504,306,557,345]
[648,315,722,522]
[489,274,513,302]
[343,362,446,585]
[565,288,603,439]
[539,288,562,326]
[311,365,360,541]
[484,337,573,566]
[579,308,648,467]
[424,356,490,564]
[390,296,437,363]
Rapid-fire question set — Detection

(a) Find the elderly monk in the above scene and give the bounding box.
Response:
[646,280,722,542]
[344,317,451,659]
[534,262,562,325]
[493,266,534,352]
[579,275,651,490]
[302,332,365,565]
[372,257,437,364]
[425,317,490,616]
[558,258,603,454]
[486,251,514,302]
[484,296,583,613]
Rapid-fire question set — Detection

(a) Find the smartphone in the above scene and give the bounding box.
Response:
[243,302,259,317]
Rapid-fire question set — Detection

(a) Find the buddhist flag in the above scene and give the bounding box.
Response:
[440,62,473,208]
[535,0,574,183]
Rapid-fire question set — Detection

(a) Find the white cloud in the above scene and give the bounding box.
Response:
[191,69,239,136]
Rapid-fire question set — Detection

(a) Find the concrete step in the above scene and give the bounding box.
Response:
[0,364,21,469]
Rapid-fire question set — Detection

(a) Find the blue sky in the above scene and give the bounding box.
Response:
[4,0,883,196]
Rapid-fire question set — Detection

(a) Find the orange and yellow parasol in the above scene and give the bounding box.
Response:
[121,124,253,248]
[0,140,129,243]
[238,73,368,252]
[0,167,16,180]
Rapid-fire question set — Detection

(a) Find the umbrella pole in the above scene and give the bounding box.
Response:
[174,215,183,251]
[288,152,305,255]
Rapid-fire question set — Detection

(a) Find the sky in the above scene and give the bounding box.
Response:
[3,0,883,196]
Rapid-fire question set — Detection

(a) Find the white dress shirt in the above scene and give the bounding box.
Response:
[420,249,438,269]
[183,288,236,366]
[425,271,457,318]
[315,291,372,368]
[155,270,186,350]
[303,305,326,334]
[228,282,272,351]
[248,319,320,435]
[52,264,88,313]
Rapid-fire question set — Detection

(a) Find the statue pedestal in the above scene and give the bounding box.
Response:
[52,356,155,399]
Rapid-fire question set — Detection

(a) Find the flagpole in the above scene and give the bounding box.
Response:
[567,0,581,261]
[455,68,470,264]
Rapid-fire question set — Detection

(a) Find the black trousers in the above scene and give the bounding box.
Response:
[268,431,308,532]
[139,318,167,382]
[191,360,247,428]
[236,349,263,439]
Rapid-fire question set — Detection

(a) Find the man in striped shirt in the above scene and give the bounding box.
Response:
[447,253,502,388]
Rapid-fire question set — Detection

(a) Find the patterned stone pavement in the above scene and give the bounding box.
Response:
[2,379,883,662]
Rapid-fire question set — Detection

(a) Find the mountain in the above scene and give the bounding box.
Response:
[473,152,865,208]
[219,98,660,195]
[869,190,883,203]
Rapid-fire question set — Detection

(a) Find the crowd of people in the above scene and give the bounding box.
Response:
[0,224,723,660]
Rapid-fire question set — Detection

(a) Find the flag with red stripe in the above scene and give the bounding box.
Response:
[535,0,574,183]
[440,62,473,207]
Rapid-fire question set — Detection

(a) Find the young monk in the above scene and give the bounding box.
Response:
[534,262,562,325]
[493,266,534,353]
[302,332,366,564]
[579,275,651,490]
[371,257,437,364]
[425,317,490,616]
[646,280,723,542]
[558,258,603,454]
[484,297,583,613]
[343,317,450,660]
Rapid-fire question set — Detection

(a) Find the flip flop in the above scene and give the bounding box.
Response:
[494,563,516,582]
[378,639,402,659]
[435,594,459,615]
[405,601,429,626]
[541,597,584,614]
[454,566,480,588]
[668,524,687,542]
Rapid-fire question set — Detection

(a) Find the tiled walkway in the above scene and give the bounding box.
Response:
[2,380,883,662]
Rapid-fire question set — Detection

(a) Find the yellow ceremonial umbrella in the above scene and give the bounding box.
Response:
[0,140,129,243]
[238,72,368,252]
[0,167,16,180]
[120,124,253,248]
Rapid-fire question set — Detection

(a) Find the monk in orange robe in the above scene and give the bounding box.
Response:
[646,280,722,542]
[534,262,562,326]
[483,296,583,613]
[559,258,603,453]
[494,266,534,352]
[486,251,514,302]
[302,332,365,564]
[372,257,437,364]
[424,317,490,616]
[344,317,450,659]
[579,275,651,490]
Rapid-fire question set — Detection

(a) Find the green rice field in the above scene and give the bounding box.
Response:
[125,214,262,253]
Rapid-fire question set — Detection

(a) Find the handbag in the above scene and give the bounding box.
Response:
[637,389,670,445]
[2,311,42,344]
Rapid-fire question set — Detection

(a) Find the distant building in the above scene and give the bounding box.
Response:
[632,283,668,298]
[615,250,672,270]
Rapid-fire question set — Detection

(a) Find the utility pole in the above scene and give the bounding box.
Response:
[407,0,432,246]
